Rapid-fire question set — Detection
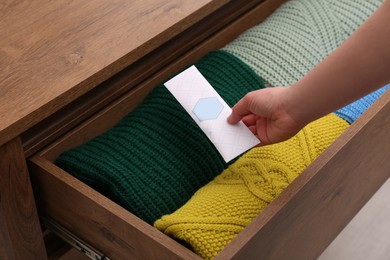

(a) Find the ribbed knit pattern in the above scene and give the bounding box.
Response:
[223,0,383,87]
[335,84,390,124]
[55,51,265,224]
[154,114,349,259]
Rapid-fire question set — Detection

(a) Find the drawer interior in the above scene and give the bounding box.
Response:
[28,0,390,258]
[30,88,390,259]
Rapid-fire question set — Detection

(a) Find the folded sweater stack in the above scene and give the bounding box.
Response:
[55,0,388,258]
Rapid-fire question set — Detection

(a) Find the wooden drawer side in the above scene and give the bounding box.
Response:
[29,156,201,260]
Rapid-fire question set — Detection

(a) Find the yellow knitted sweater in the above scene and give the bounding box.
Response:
[154,114,349,259]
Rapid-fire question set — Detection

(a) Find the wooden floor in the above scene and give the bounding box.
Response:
[58,178,390,260]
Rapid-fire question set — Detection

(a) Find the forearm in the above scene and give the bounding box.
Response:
[286,0,390,126]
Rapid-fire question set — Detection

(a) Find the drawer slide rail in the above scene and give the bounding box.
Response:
[41,216,111,260]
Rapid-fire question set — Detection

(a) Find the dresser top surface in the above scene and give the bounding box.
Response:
[0,0,227,146]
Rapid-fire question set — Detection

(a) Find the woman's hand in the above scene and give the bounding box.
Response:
[227,87,304,145]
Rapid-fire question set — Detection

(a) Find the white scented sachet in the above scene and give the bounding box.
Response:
[164,65,260,162]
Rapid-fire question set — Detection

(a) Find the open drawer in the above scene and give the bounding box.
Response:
[28,0,390,259]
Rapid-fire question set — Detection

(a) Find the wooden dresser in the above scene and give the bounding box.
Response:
[1,0,389,259]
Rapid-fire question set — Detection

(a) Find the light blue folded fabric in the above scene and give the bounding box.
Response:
[334,84,390,124]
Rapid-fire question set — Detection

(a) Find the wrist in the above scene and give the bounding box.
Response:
[283,84,319,129]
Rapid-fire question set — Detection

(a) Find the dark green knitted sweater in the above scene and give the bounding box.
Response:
[55,50,265,224]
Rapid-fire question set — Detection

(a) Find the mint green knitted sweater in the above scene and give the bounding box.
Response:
[223,0,383,87]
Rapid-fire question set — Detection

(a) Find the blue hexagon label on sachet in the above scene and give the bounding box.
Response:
[193,97,223,121]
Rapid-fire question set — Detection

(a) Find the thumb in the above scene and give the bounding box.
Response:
[227,95,253,124]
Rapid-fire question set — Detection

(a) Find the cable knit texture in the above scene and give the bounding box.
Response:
[223,0,383,87]
[335,84,390,124]
[55,51,265,224]
[154,114,349,259]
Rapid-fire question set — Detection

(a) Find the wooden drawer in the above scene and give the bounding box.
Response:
[27,0,390,259]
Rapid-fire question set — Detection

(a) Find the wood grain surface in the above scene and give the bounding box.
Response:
[0,0,228,146]
[20,0,269,157]
[0,138,47,260]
